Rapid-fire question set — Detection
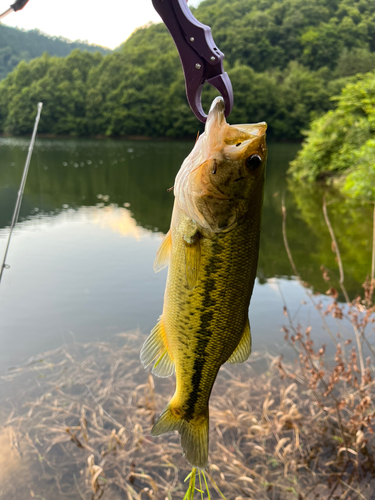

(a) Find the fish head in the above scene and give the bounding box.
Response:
[174,96,267,232]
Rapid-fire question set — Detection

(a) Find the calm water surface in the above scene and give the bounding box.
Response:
[0,138,373,373]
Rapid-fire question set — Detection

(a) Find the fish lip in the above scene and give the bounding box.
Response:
[208,96,225,115]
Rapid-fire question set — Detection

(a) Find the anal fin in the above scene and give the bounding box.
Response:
[154,230,172,273]
[152,349,175,377]
[227,318,251,364]
[140,317,175,377]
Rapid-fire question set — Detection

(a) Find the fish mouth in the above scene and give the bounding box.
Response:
[205,97,226,137]
[208,96,225,114]
[174,95,267,232]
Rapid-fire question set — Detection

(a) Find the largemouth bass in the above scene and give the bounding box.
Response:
[141,96,267,468]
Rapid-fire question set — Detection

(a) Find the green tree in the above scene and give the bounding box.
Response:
[289,72,375,200]
[334,47,375,77]
[0,51,103,135]
[0,24,110,80]
[2,0,375,139]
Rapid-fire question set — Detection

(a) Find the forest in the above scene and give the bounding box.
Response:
[1,0,375,139]
[0,24,110,80]
[289,72,375,201]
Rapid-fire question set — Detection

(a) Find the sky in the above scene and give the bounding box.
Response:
[2,0,203,49]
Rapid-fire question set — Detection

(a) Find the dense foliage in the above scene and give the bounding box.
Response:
[0,24,110,80]
[192,0,375,72]
[2,0,375,139]
[289,72,375,201]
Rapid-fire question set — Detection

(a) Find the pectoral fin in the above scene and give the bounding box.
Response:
[154,230,172,273]
[227,318,251,364]
[184,232,201,290]
[140,317,175,377]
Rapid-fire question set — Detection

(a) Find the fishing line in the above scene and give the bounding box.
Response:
[0,102,43,286]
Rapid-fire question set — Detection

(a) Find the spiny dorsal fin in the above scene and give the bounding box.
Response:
[154,230,172,273]
[140,317,175,378]
[227,318,251,364]
[184,232,201,290]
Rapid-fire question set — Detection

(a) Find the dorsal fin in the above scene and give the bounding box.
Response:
[154,230,172,273]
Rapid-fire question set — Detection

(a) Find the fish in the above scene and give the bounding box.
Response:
[141,96,267,469]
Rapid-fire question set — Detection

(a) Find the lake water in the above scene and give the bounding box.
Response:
[0,137,373,373]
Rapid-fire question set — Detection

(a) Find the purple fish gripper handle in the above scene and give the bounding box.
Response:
[0,0,29,20]
[152,0,233,123]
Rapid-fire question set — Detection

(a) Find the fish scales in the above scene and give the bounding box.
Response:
[165,207,262,419]
[140,96,267,469]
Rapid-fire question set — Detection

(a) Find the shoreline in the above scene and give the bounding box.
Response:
[0,133,303,144]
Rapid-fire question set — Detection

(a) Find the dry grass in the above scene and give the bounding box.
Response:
[1,195,374,499]
[0,319,374,500]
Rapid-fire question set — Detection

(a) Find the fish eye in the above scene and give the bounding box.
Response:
[246,154,262,171]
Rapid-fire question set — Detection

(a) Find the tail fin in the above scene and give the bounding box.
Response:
[151,404,209,469]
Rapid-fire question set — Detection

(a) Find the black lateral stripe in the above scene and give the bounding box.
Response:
[184,239,223,420]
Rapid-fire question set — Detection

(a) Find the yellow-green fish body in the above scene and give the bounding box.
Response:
[141,97,267,468]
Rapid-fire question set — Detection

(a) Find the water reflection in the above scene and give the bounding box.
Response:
[0,137,373,372]
[0,138,185,233]
[89,205,154,239]
[288,180,373,297]
[1,138,371,296]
